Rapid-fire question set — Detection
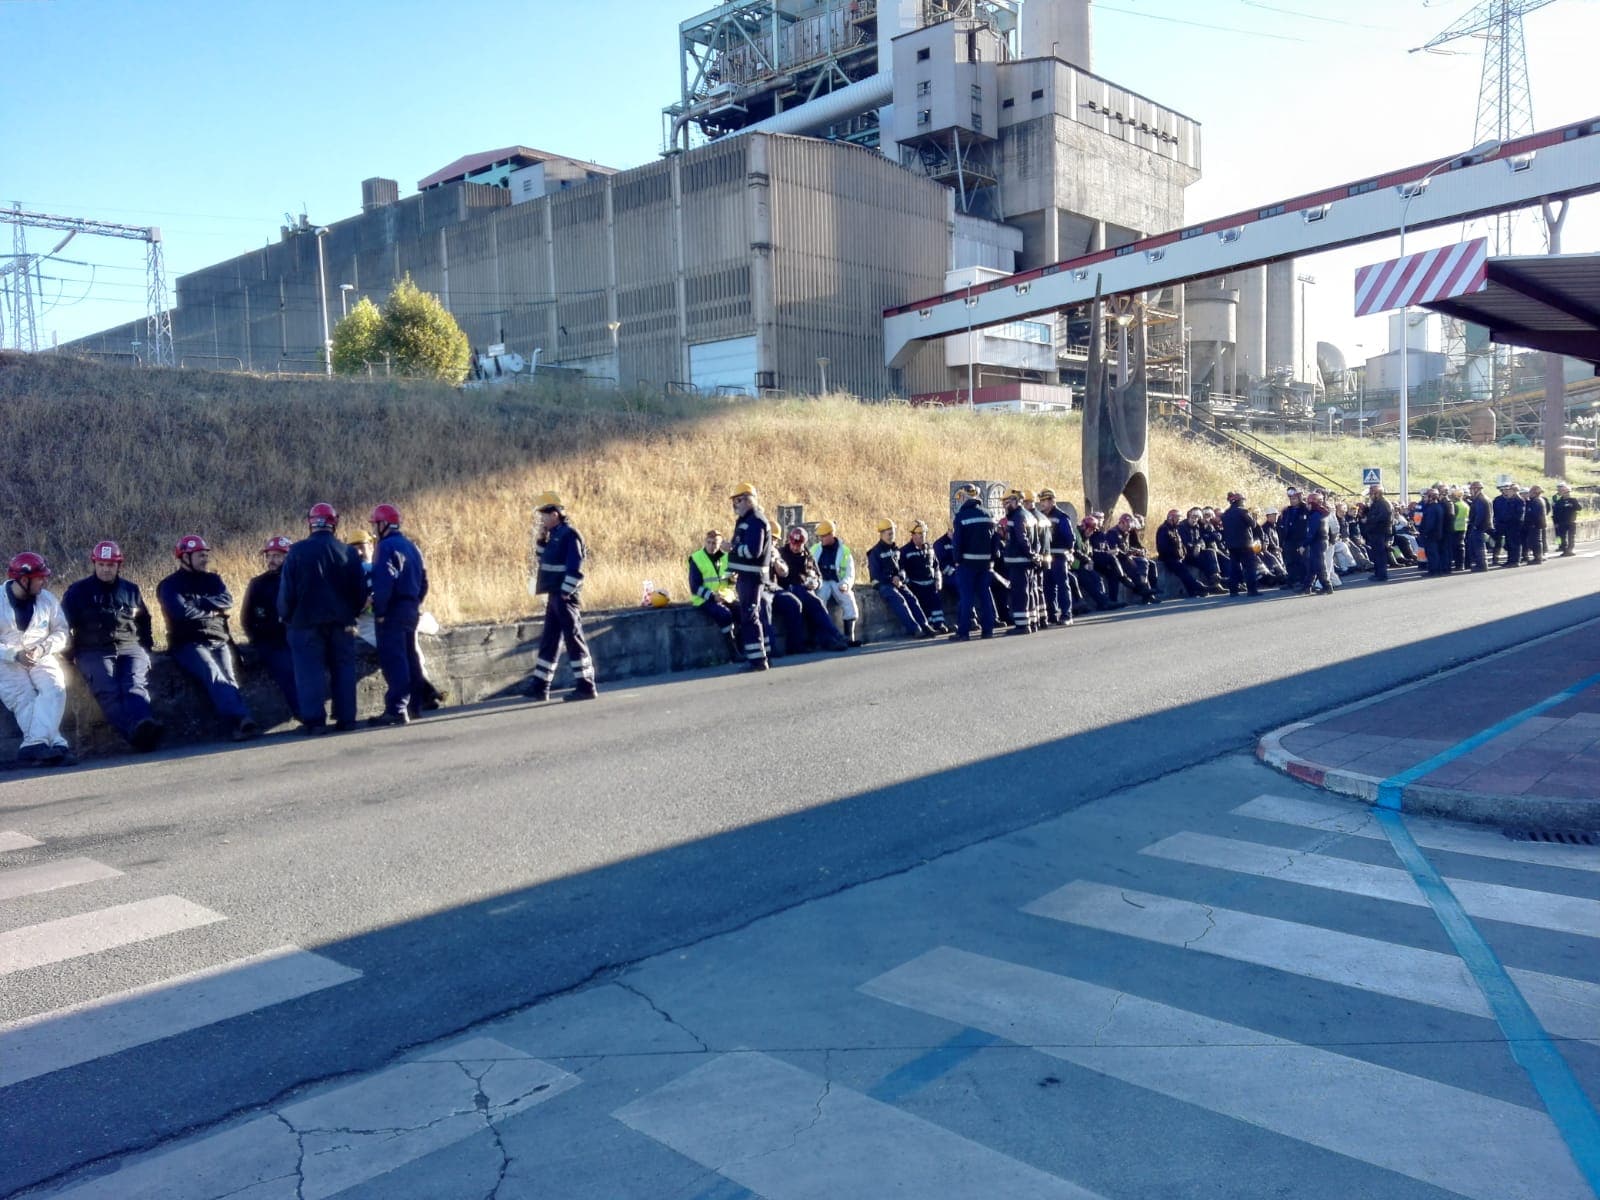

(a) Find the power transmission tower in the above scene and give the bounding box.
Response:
[8,202,39,352]
[0,206,174,365]
[1413,1,1562,456]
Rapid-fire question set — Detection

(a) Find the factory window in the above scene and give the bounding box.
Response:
[916,47,930,62]
[917,109,932,127]
[971,111,983,131]
[970,83,982,100]
[916,80,931,96]
[1030,88,1044,101]
[1002,98,1014,109]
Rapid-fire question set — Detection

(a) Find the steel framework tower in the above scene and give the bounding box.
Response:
[0,205,173,364]
[1413,0,1559,253]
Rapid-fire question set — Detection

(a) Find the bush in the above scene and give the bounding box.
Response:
[331,296,383,375]
[380,275,470,384]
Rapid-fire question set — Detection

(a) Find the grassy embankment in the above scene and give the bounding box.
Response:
[1267,431,1600,495]
[0,351,1382,629]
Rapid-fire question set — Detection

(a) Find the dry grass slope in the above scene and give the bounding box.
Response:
[5,353,1284,628]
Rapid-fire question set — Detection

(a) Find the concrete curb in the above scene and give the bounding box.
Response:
[1257,715,1600,833]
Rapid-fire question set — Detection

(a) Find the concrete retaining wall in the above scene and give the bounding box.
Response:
[0,589,913,763]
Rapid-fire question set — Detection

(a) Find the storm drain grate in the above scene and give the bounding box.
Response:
[1503,828,1600,847]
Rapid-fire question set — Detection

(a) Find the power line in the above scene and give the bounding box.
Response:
[1095,2,1314,42]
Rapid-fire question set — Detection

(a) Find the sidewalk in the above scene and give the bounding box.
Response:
[1259,617,1600,832]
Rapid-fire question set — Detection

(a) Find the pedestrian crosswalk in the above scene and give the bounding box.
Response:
[0,829,360,1096]
[17,789,1600,1200]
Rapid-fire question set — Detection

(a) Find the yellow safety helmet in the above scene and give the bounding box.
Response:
[1037,487,1056,501]
[955,483,979,499]
[814,520,835,537]
[1021,489,1036,503]
[1003,487,1024,502]
[910,519,929,535]
[768,518,782,538]
[346,530,374,548]
[533,491,564,512]
[876,518,896,533]
[650,590,671,608]
[730,481,757,499]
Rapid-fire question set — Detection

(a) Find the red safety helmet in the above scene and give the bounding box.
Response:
[174,534,211,559]
[7,552,50,582]
[308,502,339,531]
[262,535,294,555]
[369,503,402,528]
[91,540,124,564]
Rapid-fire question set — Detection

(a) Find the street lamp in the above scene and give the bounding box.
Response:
[963,291,979,406]
[816,356,830,395]
[339,283,354,319]
[1394,138,1501,503]
[1296,273,1316,390]
[313,226,331,377]
[1354,343,1365,438]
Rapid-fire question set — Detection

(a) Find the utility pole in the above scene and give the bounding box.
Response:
[1542,197,1569,478]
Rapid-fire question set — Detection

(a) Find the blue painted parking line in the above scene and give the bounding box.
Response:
[1375,669,1600,812]
[1373,679,1600,1196]
[868,1028,1002,1105]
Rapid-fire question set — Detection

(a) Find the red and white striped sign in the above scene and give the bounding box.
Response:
[1353,237,1488,316]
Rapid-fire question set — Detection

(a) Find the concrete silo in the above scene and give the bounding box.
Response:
[1021,0,1092,70]
[1186,278,1238,398]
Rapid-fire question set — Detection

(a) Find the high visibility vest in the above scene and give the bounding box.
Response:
[688,548,730,606]
[1453,500,1469,532]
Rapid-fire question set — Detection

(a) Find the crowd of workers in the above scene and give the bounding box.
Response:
[0,477,1584,766]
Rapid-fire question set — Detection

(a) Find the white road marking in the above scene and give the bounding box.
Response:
[1026,880,1600,1043]
[0,857,122,901]
[1235,794,1600,873]
[0,945,362,1088]
[1142,831,1600,939]
[0,831,41,854]
[615,1051,1106,1200]
[862,947,1590,1200]
[0,897,225,977]
[38,1036,577,1200]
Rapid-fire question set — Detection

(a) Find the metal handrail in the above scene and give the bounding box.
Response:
[1212,423,1347,495]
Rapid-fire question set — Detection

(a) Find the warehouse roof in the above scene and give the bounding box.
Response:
[418,146,617,191]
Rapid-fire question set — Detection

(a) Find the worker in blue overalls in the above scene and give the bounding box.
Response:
[526,491,597,701]
[951,484,997,640]
[867,519,936,638]
[727,482,773,672]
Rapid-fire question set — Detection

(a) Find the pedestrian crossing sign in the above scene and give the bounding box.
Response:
[1361,467,1382,488]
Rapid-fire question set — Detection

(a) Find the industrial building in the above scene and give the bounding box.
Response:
[70,0,1218,406]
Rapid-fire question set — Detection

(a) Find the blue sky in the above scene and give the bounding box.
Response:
[5,0,1597,360]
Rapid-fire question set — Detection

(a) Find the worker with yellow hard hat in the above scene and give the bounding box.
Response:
[997,487,1035,633]
[867,518,937,639]
[808,518,861,646]
[524,490,598,702]
[899,519,949,634]
[1020,488,1050,629]
[950,483,998,639]
[1036,488,1077,626]
[726,482,773,671]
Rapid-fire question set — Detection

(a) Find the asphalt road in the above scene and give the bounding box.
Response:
[4,557,1599,1195]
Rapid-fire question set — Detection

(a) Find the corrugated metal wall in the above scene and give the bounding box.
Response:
[767,137,950,397]
[67,138,959,394]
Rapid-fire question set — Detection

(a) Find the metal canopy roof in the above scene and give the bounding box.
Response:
[1424,252,1600,375]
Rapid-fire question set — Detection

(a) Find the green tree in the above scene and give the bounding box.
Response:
[330,295,383,375]
[379,274,471,384]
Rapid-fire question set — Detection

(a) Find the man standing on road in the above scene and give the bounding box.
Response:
[1494,479,1525,568]
[527,492,598,700]
[160,535,258,741]
[1449,486,1470,572]
[1522,485,1549,565]
[61,541,162,752]
[1302,494,1336,595]
[1552,483,1581,557]
[999,488,1034,633]
[951,484,997,640]
[1221,491,1261,597]
[279,503,367,733]
[726,483,773,673]
[368,504,428,726]
[1362,485,1393,581]
[1465,482,1491,573]
[1037,489,1077,624]
[0,554,73,766]
[1278,489,1308,591]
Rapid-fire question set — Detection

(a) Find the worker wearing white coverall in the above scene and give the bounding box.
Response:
[0,554,72,764]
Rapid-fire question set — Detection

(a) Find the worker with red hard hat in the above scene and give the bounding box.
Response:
[0,553,74,767]
[159,534,258,741]
[242,535,303,723]
[366,503,429,726]
[277,502,367,733]
[61,540,163,752]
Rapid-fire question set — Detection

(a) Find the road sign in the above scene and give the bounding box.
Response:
[1362,467,1383,488]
